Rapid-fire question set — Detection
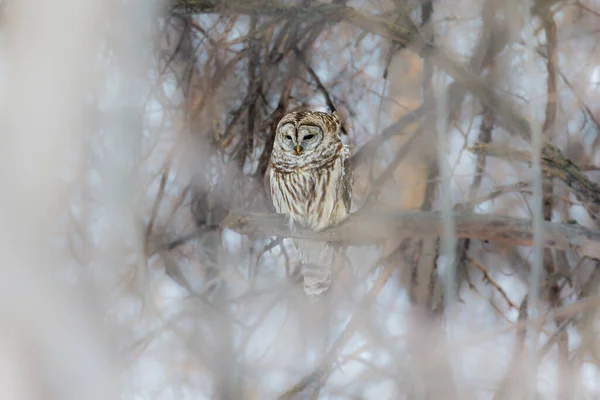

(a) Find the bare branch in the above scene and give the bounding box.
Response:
[362,123,423,207]
[468,255,518,309]
[278,254,396,399]
[470,142,600,219]
[221,210,600,259]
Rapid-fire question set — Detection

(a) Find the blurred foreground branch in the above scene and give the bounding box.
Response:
[222,211,600,259]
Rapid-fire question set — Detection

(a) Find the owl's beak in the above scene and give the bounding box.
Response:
[295,145,302,155]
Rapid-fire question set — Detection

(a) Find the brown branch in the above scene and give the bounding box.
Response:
[541,14,558,136]
[221,210,600,259]
[558,70,600,133]
[493,295,530,400]
[293,46,348,135]
[468,142,531,162]
[537,16,570,395]
[537,263,600,398]
[541,6,558,237]
[537,10,571,397]
[155,224,220,254]
[240,16,259,168]
[145,155,174,254]
[255,22,328,178]
[458,103,496,294]
[469,142,600,219]
[456,181,531,211]
[467,255,517,309]
[470,108,495,199]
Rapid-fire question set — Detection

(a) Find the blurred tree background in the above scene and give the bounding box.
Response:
[2,0,600,399]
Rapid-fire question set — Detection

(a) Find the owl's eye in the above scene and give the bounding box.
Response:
[303,134,315,141]
[285,135,293,141]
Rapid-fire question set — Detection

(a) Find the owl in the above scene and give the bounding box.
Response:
[269,110,352,298]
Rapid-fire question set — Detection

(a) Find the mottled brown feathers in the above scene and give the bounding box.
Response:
[269,110,352,297]
[269,110,351,231]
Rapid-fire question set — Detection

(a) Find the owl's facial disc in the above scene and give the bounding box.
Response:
[297,125,322,155]
[278,123,297,153]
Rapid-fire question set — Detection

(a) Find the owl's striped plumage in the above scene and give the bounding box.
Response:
[269,110,352,297]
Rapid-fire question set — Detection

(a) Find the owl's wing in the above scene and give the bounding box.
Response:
[264,163,276,212]
[341,147,353,214]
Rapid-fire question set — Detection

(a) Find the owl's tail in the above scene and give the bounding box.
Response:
[293,238,335,299]
[301,262,332,298]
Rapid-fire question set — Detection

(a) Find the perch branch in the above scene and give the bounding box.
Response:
[221,210,600,260]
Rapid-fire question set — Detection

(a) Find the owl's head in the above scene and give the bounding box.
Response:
[273,110,342,160]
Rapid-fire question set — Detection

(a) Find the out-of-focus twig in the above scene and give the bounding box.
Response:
[537,7,571,397]
[467,255,517,309]
[456,182,531,211]
[278,251,396,399]
[293,46,348,135]
[494,295,529,400]
[539,262,600,361]
[350,105,425,170]
[155,224,220,254]
[469,108,495,200]
[361,123,423,207]
[255,22,328,178]
[469,142,600,219]
[144,156,174,254]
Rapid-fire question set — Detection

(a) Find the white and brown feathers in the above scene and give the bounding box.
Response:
[269,110,352,297]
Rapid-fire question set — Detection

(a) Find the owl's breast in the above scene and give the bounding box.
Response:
[270,157,348,232]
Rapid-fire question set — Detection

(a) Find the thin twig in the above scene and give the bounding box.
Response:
[293,46,348,135]
[278,255,396,399]
[145,156,174,253]
[362,123,423,207]
[467,255,517,309]
[469,142,600,219]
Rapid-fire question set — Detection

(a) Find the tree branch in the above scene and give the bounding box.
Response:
[221,211,600,259]
[470,142,600,219]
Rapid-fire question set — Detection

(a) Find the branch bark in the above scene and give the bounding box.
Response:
[221,210,600,259]
[470,142,600,219]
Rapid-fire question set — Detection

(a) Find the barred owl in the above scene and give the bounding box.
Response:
[269,110,352,298]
